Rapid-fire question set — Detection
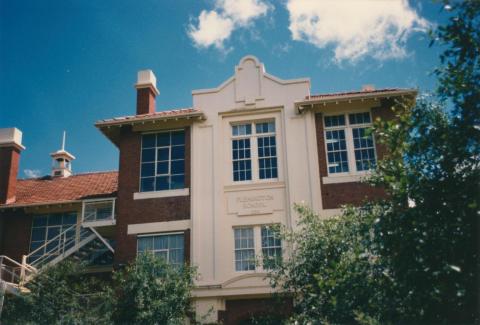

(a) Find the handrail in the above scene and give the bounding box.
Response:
[0,255,36,272]
[0,255,36,285]
[28,226,93,268]
[25,223,77,259]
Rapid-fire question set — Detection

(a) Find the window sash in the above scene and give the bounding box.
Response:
[140,130,185,192]
[233,226,282,272]
[323,112,376,175]
[352,127,376,171]
[234,228,255,271]
[137,233,185,267]
[261,226,282,270]
[231,121,278,182]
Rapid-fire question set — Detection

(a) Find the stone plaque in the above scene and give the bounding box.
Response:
[227,188,283,216]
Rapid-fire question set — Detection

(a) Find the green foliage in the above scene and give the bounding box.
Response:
[1,260,111,325]
[1,255,197,325]
[271,2,479,323]
[369,96,479,323]
[270,204,392,324]
[110,253,196,325]
[434,0,480,129]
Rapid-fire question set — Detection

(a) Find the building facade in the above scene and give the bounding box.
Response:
[0,56,415,324]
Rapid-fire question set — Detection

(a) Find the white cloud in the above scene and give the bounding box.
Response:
[188,11,234,49]
[286,0,430,63]
[188,0,271,49]
[24,169,41,178]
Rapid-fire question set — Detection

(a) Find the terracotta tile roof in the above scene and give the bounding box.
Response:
[1,171,118,208]
[306,88,407,100]
[95,108,204,127]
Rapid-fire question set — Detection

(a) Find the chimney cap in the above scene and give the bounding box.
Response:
[0,128,25,151]
[135,69,160,96]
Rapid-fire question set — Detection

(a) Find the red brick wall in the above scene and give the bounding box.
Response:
[315,104,393,209]
[0,209,32,263]
[136,87,156,115]
[218,297,293,325]
[0,146,21,204]
[114,126,191,265]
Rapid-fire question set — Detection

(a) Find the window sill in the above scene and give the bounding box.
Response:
[322,174,369,184]
[133,188,190,200]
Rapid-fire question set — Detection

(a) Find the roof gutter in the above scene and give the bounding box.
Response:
[95,111,206,128]
[0,199,82,210]
[295,89,418,114]
[0,196,117,210]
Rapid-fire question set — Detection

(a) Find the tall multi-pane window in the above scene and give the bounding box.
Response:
[261,226,282,269]
[323,112,376,175]
[232,124,252,182]
[137,233,184,267]
[231,121,278,182]
[234,228,255,271]
[29,213,77,262]
[233,225,283,272]
[256,122,278,179]
[349,112,376,171]
[140,130,185,192]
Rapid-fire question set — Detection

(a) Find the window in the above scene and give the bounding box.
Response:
[82,199,115,223]
[137,233,184,267]
[231,121,278,182]
[29,213,77,262]
[261,226,282,269]
[140,130,185,192]
[233,225,282,272]
[324,111,376,175]
[234,228,255,271]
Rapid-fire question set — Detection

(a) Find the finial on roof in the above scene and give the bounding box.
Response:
[62,130,66,151]
[50,130,75,178]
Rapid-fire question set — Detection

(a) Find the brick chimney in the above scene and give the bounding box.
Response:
[135,70,159,115]
[0,128,25,204]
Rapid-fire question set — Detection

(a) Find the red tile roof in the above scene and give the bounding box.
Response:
[305,88,416,100]
[306,88,406,99]
[95,108,204,127]
[1,171,118,207]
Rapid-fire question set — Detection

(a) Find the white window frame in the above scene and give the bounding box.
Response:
[81,198,116,227]
[230,119,279,183]
[136,231,185,266]
[233,227,256,272]
[139,129,186,193]
[323,110,377,177]
[233,224,282,273]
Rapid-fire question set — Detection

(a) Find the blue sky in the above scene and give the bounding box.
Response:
[0,0,447,178]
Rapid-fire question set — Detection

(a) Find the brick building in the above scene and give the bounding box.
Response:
[0,56,416,323]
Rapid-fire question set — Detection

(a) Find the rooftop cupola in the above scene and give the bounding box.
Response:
[50,131,75,178]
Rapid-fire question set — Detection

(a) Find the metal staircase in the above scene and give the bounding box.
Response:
[0,224,114,296]
[0,255,36,294]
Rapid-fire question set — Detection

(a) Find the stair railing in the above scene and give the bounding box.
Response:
[24,225,93,269]
[0,255,36,286]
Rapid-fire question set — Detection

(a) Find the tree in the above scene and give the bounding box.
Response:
[110,253,196,325]
[1,260,111,325]
[368,0,480,321]
[271,1,479,323]
[269,204,393,324]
